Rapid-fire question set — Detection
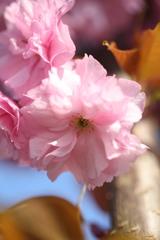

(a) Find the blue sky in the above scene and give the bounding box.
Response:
[0,159,111,240]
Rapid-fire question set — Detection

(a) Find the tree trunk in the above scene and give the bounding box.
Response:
[108,118,160,239]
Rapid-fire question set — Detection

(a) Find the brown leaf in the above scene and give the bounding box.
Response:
[102,41,139,77]
[0,196,84,240]
[0,212,29,240]
[137,23,160,85]
[103,22,160,90]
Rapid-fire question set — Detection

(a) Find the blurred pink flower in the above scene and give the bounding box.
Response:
[0,92,21,159]
[0,92,32,163]
[62,0,145,44]
[0,0,75,98]
[19,55,146,189]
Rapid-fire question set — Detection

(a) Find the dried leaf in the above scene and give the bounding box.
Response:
[103,22,160,90]
[0,212,29,240]
[0,196,84,240]
[137,23,160,83]
[102,41,139,77]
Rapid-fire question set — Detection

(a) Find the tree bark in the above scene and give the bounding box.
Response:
[108,118,160,240]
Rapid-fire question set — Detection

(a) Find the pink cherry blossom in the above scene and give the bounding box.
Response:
[0,0,75,99]
[19,54,147,189]
[0,92,21,159]
[0,92,32,163]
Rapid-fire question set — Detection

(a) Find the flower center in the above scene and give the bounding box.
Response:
[69,114,93,133]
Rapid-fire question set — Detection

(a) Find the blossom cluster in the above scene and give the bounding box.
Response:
[0,0,147,189]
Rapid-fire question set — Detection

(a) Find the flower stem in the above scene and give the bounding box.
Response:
[77,183,87,208]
